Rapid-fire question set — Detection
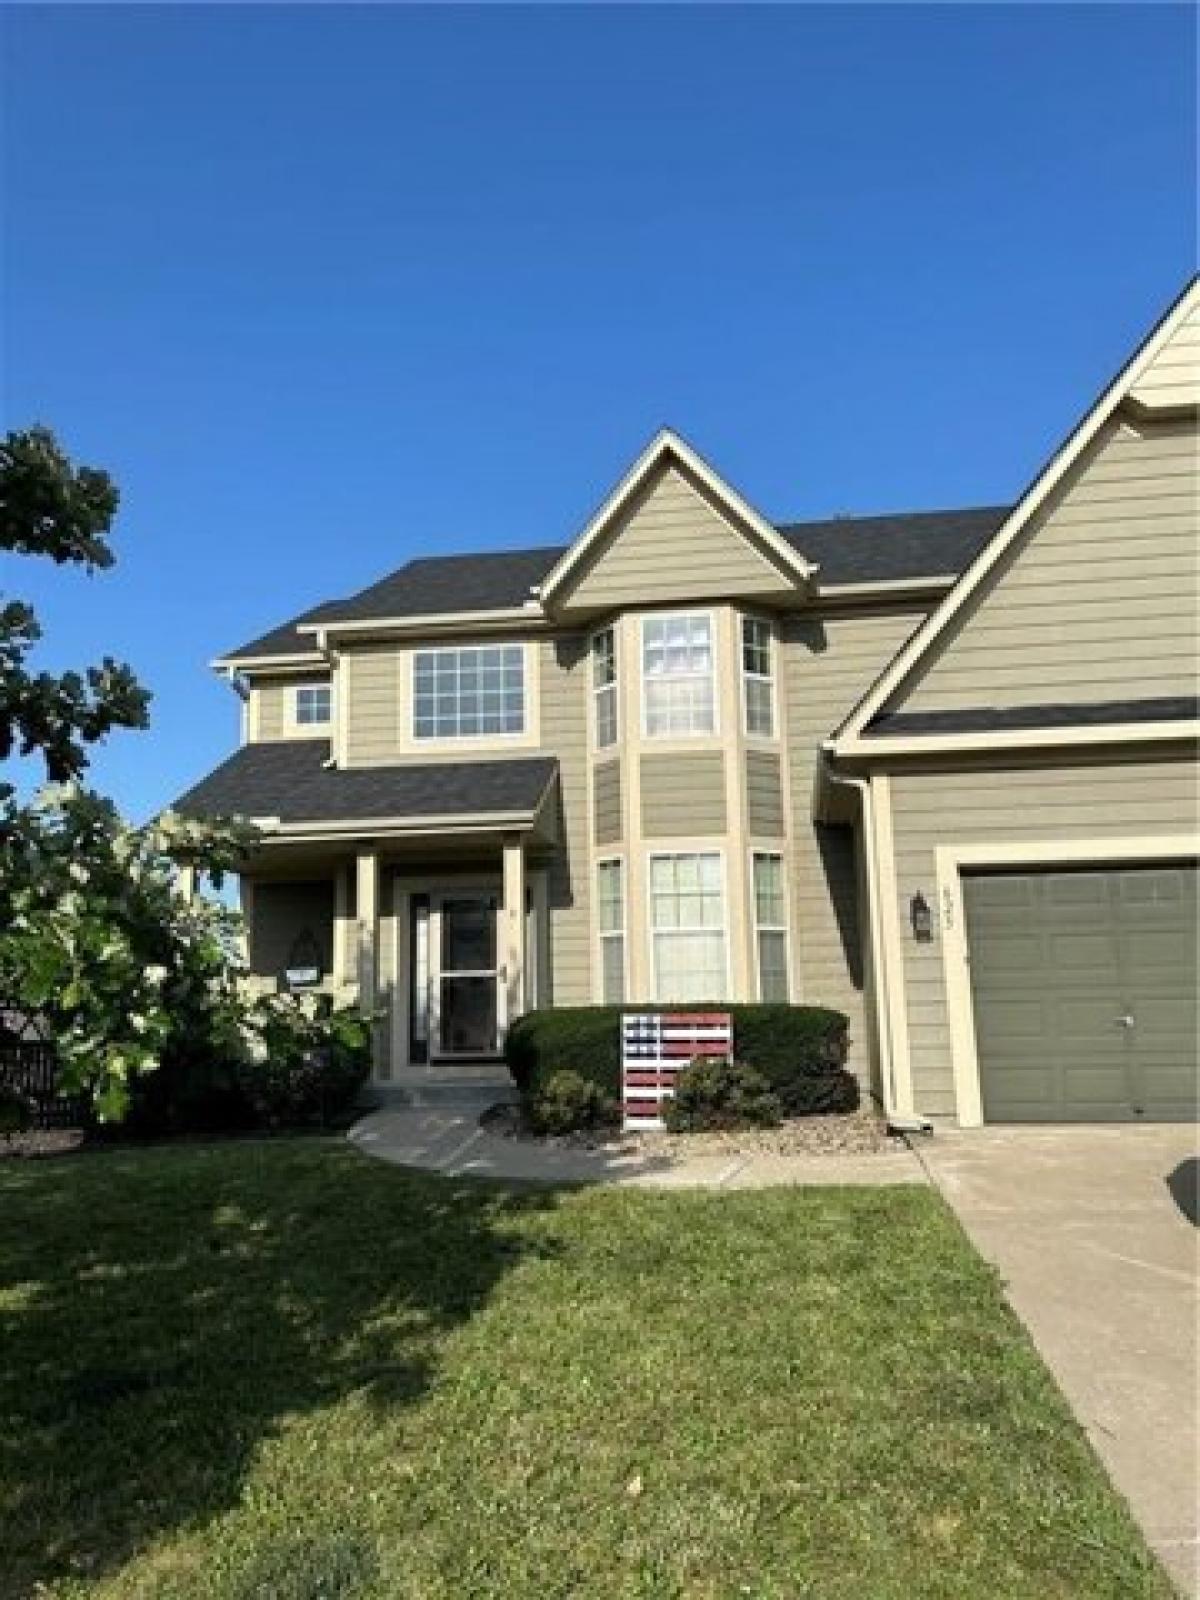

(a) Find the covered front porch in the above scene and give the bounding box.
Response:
[241,830,553,1084]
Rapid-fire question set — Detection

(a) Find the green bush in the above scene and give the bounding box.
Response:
[124,1008,373,1136]
[230,1004,371,1132]
[528,1069,619,1137]
[663,1058,782,1133]
[506,1003,854,1119]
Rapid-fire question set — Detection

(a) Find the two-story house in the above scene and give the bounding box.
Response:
[176,280,1200,1127]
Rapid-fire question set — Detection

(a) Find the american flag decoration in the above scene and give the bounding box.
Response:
[621,1012,734,1132]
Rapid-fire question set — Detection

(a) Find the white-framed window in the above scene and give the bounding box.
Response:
[742,617,775,738]
[592,626,618,750]
[752,851,790,1003]
[596,857,625,1003]
[293,681,332,727]
[649,851,728,1001]
[642,613,715,738]
[412,644,525,740]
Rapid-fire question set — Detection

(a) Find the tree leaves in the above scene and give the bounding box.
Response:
[1,425,151,781]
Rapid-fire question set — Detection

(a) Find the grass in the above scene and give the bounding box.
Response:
[0,1140,1169,1600]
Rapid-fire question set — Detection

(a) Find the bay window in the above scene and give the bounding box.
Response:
[742,617,775,737]
[413,645,525,740]
[642,613,715,737]
[596,858,625,1002]
[649,851,727,1001]
[752,851,790,1002]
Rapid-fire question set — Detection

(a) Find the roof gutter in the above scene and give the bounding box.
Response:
[302,603,548,647]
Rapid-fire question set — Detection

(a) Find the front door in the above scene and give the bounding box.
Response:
[432,894,501,1057]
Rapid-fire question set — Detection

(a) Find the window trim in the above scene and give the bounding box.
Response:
[740,614,777,741]
[639,608,720,741]
[646,846,731,1002]
[594,854,628,1004]
[750,849,792,1003]
[590,623,619,752]
[402,639,538,752]
[286,679,333,733]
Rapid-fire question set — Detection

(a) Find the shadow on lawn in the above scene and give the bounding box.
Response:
[0,1140,564,1596]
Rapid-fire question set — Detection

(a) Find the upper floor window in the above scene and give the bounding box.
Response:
[413,645,525,740]
[592,626,617,749]
[742,617,775,737]
[293,682,332,727]
[642,613,715,738]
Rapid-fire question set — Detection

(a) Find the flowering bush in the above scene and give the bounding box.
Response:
[0,783,372,1125]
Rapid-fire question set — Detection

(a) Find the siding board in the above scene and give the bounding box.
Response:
[541,635,591,1004]
[566,463,786,608]
[641,750,726,835]
[895,417,1199,714]
[746,749,784,836]
[593,760,623,846]
[783,607,930,1072]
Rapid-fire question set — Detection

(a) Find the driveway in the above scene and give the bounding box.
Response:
[920,1125,1199,1596]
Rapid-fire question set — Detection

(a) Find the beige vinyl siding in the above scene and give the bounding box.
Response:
[745,749,784,836]
[889,754,1200,1118]
[593,759,622,846]
[566,464,786,609]
[1128,305,1200,411]
[897,417,1200,713]
[249,880,334,980]
[784,607,929,1071]
[343,645,401,765]
[640,751,726,836]
[250,677,296,742]
[541,635,591,1004]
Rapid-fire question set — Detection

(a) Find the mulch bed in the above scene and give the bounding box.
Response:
[481,1101,902,1157]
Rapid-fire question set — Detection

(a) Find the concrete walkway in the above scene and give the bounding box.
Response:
[348,1079,926,1189]
[920,1126,1200,1597]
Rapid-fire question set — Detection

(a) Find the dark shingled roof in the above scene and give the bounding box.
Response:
[173,740,558,825]
[220,505,1012,661]
[777,506,1009,586]
[865,696,1200,738]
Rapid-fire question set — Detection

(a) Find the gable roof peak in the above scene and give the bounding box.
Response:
[534,425,815,609]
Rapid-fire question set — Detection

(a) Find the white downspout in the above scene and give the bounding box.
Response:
[821,758,930,1135]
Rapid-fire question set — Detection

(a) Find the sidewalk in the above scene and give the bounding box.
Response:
[348,1080,926,1189]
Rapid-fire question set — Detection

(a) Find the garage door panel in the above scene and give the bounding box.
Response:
[964,861,1198,1124]
[1047,932,1122,976]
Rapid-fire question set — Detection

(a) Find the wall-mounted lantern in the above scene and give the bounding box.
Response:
[909,891,934,943]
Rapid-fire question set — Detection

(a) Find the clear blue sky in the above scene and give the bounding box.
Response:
[2,4,1195,820]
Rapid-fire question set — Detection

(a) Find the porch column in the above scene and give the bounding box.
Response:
[502,832,526,1026]
[332,861,353,988]
[355,847,380,1009]
[177,863,198,904]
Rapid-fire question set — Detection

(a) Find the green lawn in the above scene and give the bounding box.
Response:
[0,1141,1168,1600]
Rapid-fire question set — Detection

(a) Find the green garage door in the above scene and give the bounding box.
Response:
[963,861,1199,1123]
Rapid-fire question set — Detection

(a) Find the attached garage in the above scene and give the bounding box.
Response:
[963,861,1198,1123]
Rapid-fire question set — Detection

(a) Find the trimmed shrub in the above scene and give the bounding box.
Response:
[506,1003,852,1105]
[663,1058,782,1133]
[232,1036,371,1129]
[123,1010,373,1136]
[528,1069,619,1137]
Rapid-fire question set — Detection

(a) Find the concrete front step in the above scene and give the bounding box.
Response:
[363,1076,517,1111]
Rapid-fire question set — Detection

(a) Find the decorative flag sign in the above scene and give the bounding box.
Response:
[621,1012,734,1132]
